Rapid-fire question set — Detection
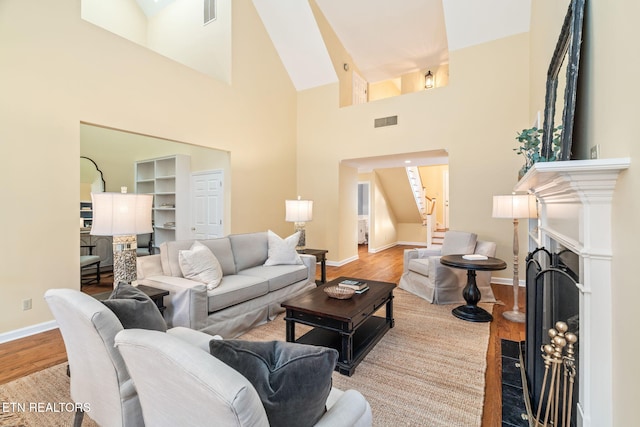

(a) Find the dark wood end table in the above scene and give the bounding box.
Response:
[92,284,170,314]
[440,255,507,323]
[297,248,328,284]
[281,276,395,376]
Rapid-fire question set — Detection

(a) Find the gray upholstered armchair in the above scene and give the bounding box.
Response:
[114,329,373,427]
[399,230,497,304]
[44,288,216,427]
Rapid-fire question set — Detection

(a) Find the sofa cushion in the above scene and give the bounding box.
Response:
[209,339,337,427]
[407,258,431,277]
[161,237,236,277]
[264,230,303,266]
[102,282,167,332]
[207,275,269,312]
[229,232,269,272]
[178,241,223,290]
[441,231,478,256]
[240,264,308,292]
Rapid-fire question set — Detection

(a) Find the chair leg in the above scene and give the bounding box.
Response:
[96,262,100,284]
[73,409,84,427]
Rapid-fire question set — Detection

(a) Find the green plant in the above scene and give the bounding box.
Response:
[514,125,562,177]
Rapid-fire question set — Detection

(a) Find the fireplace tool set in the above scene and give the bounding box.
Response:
[532,321,578,427]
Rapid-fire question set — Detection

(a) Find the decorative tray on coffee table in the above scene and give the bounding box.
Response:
[324,285,355,300]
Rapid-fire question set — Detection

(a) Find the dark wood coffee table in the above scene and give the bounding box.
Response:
[281,277,395,376]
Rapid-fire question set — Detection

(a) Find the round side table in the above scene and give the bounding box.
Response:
[440,254,507,323]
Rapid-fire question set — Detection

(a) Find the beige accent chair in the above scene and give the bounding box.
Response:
[114,329,373,427]
[399,230,497,304]
[44,288,216,427]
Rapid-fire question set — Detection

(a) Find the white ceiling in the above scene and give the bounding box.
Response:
[254,0,531,90]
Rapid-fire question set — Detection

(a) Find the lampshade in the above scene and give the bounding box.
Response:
[285,198,313,222]
[492,194,537,219]
[91,192,153,236]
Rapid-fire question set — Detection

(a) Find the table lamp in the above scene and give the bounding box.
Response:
[492,193,537,323]
[285,196,313,250]
[91,187,153,286]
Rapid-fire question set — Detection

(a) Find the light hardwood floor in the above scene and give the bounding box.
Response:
[0,244,524,426]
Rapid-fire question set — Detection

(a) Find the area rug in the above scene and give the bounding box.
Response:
[0,289,491,427]
[241,288,492,426]
[0,363,98,427]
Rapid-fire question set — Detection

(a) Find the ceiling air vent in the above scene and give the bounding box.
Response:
[374,116,398,128]
[204,0,216,25]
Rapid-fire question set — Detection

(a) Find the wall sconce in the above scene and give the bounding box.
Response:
[91,187,153,286]
[425,70,434,89]
[285,196,313,250]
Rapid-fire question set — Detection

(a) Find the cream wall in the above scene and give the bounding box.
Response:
[298,33,530,270]
[81,0,147,46]
[529,1,639,423]
[369,171,398,252]
[0,0,297,334]
[148,0,232,83]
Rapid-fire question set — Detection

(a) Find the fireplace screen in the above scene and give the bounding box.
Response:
[525,245,580,426]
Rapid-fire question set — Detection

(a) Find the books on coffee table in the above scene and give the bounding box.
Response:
[338,279,368,291]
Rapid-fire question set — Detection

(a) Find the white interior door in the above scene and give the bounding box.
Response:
[191,170,224,239]
[352,71,368,105]
[443,169,449,229]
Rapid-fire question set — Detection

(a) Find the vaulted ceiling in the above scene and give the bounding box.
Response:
[253,0,531,90]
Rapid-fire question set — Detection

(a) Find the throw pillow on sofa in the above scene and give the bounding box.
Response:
[264,230,303,266]
[102,282,167,332]
[178,241,223,290]
[209,339,337,427]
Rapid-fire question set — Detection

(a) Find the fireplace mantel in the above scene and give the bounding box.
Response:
[514,158,630,427]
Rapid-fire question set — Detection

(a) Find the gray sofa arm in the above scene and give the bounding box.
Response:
[140,276,209,331]
[299,254,317,284]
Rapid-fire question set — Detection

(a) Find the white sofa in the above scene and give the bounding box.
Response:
[136,231,316,338]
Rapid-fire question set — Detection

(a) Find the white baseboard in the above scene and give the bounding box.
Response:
[326,254,358,267]
[368,242,397,253]
[0,320,58,344]
[491,277,526,287]
[396,241,428,247]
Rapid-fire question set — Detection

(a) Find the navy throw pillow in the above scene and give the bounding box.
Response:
[209,340,337,427]
[102,282,167,332]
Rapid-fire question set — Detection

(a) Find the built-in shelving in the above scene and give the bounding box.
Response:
[135,154,191,246]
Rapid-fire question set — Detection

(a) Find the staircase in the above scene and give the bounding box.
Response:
[431,229,446,247]
[406,166,439,246]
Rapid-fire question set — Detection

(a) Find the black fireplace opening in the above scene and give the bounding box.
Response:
[524,244,580,426]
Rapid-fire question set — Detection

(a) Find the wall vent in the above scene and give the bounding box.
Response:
[374,115,398,128]
[204,0,216,25]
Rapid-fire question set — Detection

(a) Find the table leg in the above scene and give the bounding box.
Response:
[285,311,296,342]
[386,293,395,328]
[320,258,327,283]
[452,269,493,322]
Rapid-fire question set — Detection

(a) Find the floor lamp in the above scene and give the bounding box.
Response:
[492,193,537,323]
[91,187,153,286]
[285,196,313,250]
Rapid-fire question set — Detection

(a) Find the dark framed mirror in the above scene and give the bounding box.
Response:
[541,0,586,161]
[80,156,105,198]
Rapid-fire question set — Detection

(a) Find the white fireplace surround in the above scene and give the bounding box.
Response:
[515,158,630,427]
